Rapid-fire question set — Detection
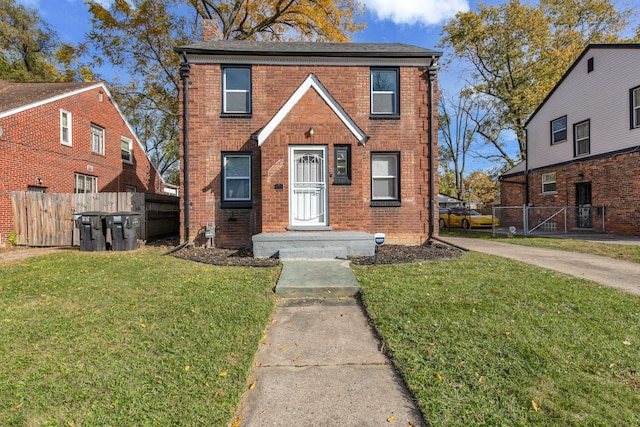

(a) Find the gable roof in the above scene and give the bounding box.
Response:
[0,80,98,116]
[175,40,441,58]
[525,43,640,127]
[255,73,367,146]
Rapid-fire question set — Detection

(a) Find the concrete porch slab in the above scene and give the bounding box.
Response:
[276,260,360,298]
[252,231,375,259]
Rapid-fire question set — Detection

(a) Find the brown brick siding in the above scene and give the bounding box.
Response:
[0,86,163,243]
[499,151,640,236]
[181,63,437,247]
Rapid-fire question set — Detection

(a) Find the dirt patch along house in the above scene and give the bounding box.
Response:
[175,33,441,256]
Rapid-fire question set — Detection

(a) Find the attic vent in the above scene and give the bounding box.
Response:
[587,57,594,73]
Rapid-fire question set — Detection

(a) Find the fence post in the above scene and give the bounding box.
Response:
[523,205,528,236]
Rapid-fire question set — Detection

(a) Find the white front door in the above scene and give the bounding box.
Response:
[289,146,328,226]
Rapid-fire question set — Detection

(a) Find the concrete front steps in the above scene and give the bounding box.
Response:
[275,260,360,298]
[252,231,375,259]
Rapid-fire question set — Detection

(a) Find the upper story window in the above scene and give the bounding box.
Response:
[222,152,252,208]
[550,116,567,144]
[371,68,399,116]
[223,66,251,114]
[542,172,557,193]
[74,173,97,194]
[630,86,640,129]
[91,124,105,155]
[574,120,590,157]
[121,137,133,163]
[60,110,72,146]
[371,152,400,206]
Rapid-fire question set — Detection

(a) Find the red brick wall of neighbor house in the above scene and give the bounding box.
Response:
[0,86,163,241]
[181,63,436,248]
[499,152,640,236]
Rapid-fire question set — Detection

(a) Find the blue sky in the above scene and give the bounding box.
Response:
[20,0,509,170]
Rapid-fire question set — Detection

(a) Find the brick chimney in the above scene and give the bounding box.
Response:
[202,19,223,41]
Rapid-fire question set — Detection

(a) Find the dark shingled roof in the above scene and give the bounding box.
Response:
[0,80,98,114]
[175,40,441,58]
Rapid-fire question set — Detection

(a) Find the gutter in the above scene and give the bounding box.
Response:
[179,53,192,245]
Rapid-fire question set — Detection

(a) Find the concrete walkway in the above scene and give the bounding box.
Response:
[235,261,426,426]
[442,235,640,296]
[0,247,70,263]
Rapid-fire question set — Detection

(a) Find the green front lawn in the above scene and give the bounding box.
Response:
[0,249,279,426]
[353,252,640,426]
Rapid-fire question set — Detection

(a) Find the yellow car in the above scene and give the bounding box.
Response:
[439,207,499,229]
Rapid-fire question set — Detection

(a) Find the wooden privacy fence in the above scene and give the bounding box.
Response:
[11,192,179,247]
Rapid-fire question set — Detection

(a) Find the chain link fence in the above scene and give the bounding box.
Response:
[492,206,606,236]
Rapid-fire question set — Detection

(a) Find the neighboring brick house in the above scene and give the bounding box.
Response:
[174,38,441,254]
[0,80,165,242]
[500,44,640,236]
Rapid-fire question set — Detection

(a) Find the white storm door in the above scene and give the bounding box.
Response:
[290,146,328,226]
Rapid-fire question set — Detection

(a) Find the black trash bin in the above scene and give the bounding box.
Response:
[78,211,107,251]
[107,212,141,251]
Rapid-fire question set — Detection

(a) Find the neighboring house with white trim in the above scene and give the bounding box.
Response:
[0,80,165,243]
[500,44,640,236]
[174,36,441,252]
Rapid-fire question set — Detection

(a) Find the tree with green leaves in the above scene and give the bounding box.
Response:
[86,0,365,184]
[440,0,635,162]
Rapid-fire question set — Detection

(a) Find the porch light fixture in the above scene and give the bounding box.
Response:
[37,177,43,184]
[309,127,314,136]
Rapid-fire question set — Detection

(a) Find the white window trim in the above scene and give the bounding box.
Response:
[121,137,133,164]
[223,67,251,114]
[574,120,590,157]
[74,173,98,194]
[632,86,640,128]
[223,153,251,201]
[371,152,399,200]
[370,68,399,115]
[542,172,557,194]
[91,124,105,155]
[551,116,567,145]
[60,109,72,146]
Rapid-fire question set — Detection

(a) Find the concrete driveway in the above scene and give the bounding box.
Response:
[441,235,640,296]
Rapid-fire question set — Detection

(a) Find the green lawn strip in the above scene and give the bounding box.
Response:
[441,230,640,263]
[353,252,640,426]
[0,249,279,426]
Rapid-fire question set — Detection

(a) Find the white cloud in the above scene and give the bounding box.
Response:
[363,0,469,26]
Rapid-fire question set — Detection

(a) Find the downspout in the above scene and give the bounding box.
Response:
[179,53,191,245]
[427,57,438,243]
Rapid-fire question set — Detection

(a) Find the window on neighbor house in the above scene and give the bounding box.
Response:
[222,153,251,207]
[631,86,640,129]
[223,66,251,114]
[371,152,400,206]
[574,120,590,156]
[333,145,352,185]
[125,185,137,192]
[60,110,72,146]
[371,68,399,116]
[90,124,105,155]
[587,57,594,73]
[121,137,133,163]
[74,173,97,194]
[551,116,567,144]
[28,186,46,193]
[542,172,557,193]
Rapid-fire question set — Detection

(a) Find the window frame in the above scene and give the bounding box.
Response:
[222,66,252,115]
[541,172,557,194]
[121,137,133,164]
[550,116,567,145]
[333,145,352,185]
[371,151,400,207]
[74,173,97,194]
[370,68,400,117]
[573,120,590,157]
[90,124,105,155]
[60,109,72,146]
[221,152,252,208]
[630,85,640,129]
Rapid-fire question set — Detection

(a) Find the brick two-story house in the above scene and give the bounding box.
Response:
[175,37,441,256]
[500,44,640,236]
[0,80,164,243]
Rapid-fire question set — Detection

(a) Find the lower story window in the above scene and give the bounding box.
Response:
[75,173,97,194]
[371,152,400,206]
[542,172,557,193]
[222,152,252,208]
